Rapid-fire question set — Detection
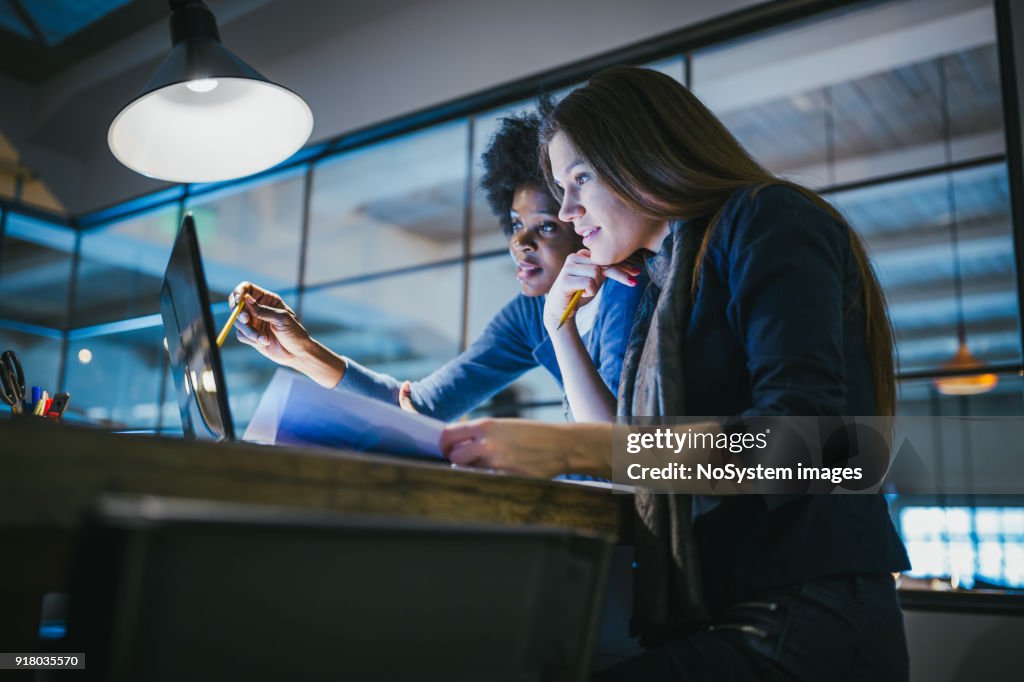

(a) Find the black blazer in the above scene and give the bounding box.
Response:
[672,186,910,612]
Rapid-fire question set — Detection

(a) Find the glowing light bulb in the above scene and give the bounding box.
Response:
[78,349,92,364]
[186,79,218,93]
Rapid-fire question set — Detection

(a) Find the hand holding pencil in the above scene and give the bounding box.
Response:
[544,249,641,335]
[225,281,311,366]
[227,281,348,390]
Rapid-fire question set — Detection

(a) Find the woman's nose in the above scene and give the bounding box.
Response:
[510,229,535,252]
[559,191,583,224]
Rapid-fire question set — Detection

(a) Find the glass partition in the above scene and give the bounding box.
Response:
[73,204,181,329]
[305,121,470,285]
[831,162,1020,373]
[64,325,165,429]
[895,503,1024,590]
[299,263,463,395]
[0,213,75,329]
[184,167,305,297]
[692,0,1002,188]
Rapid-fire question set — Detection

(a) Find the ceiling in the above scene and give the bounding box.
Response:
[0,0,168,83]
[0,0,460,214]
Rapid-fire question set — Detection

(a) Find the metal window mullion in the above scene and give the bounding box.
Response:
[459,117,475,354]
[818,154,1006,197]
[296,164,314,319]
[0,207,6,285]
[57,230,82,393]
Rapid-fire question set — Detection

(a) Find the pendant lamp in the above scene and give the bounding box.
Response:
[932,57,997,396]
[933,340,998,395]
[108,0,313,183]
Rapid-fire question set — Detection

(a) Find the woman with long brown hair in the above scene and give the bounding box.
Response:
[440,66,911,680]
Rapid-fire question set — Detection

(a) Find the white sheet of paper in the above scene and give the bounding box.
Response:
[243,369,445,460]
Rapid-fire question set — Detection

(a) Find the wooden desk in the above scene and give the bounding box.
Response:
[0,416,630,657]
[0,416,629,594]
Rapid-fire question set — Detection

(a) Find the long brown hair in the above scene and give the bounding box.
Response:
[540,65,896,416]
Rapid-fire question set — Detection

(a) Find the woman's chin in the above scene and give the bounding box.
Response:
[524,274,559,296]
[589,251,617,267]
[519,281,545,297]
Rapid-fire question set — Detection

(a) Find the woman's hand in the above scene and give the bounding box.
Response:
[439,419,612,479]
[230,282,311,366]
[542,250,641,335]
[440,419,569,477]
[229,282,347,388]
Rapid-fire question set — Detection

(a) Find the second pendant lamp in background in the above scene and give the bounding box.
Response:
[932,56,997,397]
[108,0,313,184]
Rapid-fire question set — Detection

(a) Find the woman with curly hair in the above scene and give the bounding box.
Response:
[440,67,910,680]
[230,108,643,422]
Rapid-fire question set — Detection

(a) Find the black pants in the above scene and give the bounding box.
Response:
[594,573,909,682]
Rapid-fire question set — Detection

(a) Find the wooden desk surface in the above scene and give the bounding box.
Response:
[0,416,630,592]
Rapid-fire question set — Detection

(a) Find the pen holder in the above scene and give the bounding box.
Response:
[3,411,53,425]
[21,392,70,421]
[17,403,67,422]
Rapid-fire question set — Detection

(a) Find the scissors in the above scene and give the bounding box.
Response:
[0,350,25,414]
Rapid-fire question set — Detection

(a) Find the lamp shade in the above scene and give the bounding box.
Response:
[933,341,999,396]
[108,1,313,183]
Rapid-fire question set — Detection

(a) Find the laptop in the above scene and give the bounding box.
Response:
[159,213,235,441]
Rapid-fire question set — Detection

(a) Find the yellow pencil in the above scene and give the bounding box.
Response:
[556,290,585,330]
[216,300,245,348]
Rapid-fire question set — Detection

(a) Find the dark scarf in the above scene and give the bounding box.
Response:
[618,220,707,645]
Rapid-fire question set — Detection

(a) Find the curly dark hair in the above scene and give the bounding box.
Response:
[479,103,553,236]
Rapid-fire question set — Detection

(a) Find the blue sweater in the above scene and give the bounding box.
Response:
[336,280,643,421]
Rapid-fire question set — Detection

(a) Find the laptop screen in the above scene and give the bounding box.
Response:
[159,214,235,441]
